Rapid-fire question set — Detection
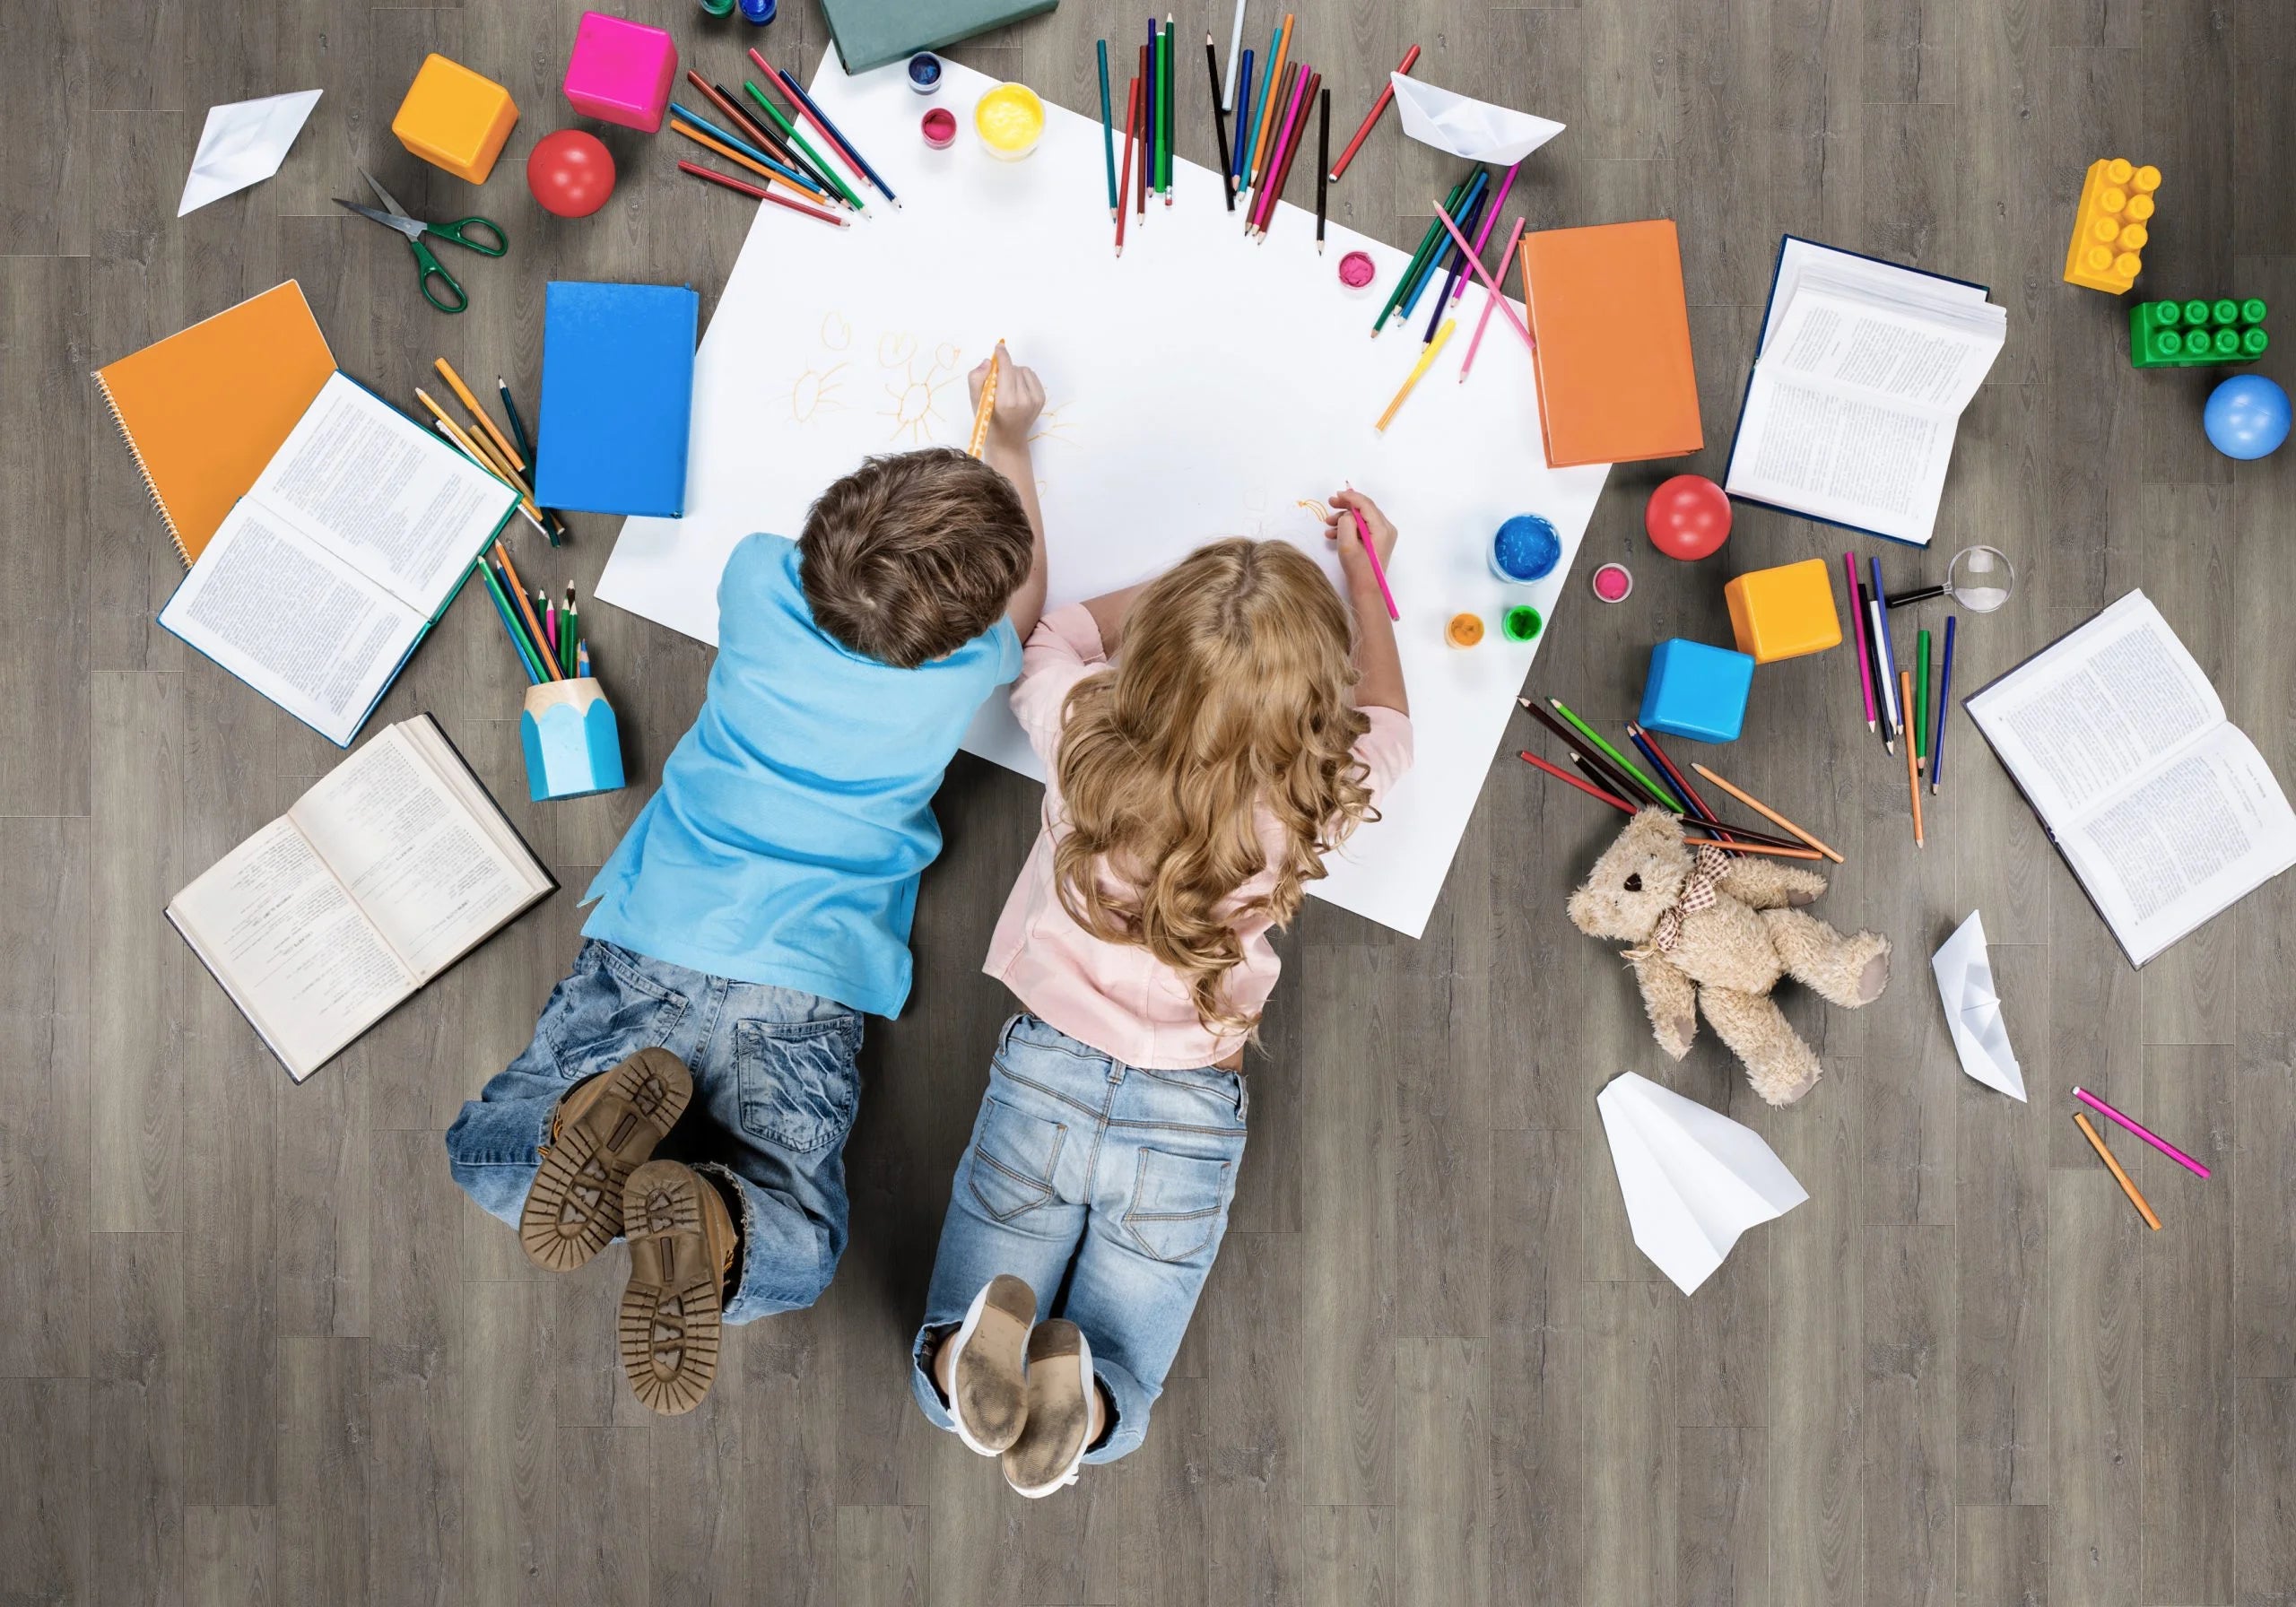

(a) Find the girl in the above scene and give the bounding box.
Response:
[908,492,1411,1496]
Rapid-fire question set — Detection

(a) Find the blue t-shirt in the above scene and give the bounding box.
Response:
[581,533,1022,1016]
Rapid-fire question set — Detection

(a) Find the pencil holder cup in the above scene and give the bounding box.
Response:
[521,679,625,802]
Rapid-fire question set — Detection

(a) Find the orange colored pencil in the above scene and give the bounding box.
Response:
[491,541,561,681]
[1248,13,1294,187]
[1688,762,1845,864]
[1681,837,1823,861]
[434,358,523,472]
[2074,1113,2161,1230]
[968,342,1003,458]
[1117,75,1139,255]
[1902,671,1924,847]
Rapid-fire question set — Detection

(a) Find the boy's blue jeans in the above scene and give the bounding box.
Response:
[910,1013,1248,1464]
[444,939,864,1323]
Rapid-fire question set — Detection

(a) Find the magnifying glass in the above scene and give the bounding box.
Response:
[1886,544,2016,613]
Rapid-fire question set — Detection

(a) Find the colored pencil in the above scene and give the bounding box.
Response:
[1682,837,1822,861]
[1846,552,1875,730]
[702,77,795,161]
[1252,13,1294,187]
[1162,16,1176,201]
[1915,628,1932,770]
[544,597,559,663]
[2074,1113,2162,1230]
[577,641,590,678]
[1375,318,1453,432]
[1688,764,1846,864]
[1116,75,1138,254]
[1138,45,1152,217]
[1902,672,1924,847]
[1374,178,1465,335]
[1422,187,1482,342]
[1570,750,1624,801]
[491,543,558,681]
[1231,50,1254,190]
[1453,161,1518,303]
[497,378,535,465]
[561,588,578,678]
[1871,557,1902,736]
[1343,504,1398,621]
[741,79,864,212]
[1242,61,1289,214]
[1548,697,1673,808]
[1866,589,1896,751]
[968,343,1003,458]
[1329,43,1421,182]
[675,159,848,227]
[419,395,544,525]
[1240,22,1279,192]
[759,52,899,206]
[1143,20,1158,198]
[1628,730,1693,812]
[1930,615,1956,794]
[1459,218,1526,381]
[1520,750,1637,815]
[1314,87,1330,249]
[1402,169,1483,321]
[1250,64,1313,235]
[1205,35,1235,210]
[1429,194,1535,355]
[1223,0,1247,109]
[2073,1086,2213,1179]
[671,102,834,206]
[494,560,550,673]
[1627,724,1729,830]
[476,560,544,685]
[1520,701,1663,810]
[435,358,522,471]
[1099,39,1118,218]
[1157,18,1172,203]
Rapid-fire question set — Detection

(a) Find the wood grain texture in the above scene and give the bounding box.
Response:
[4,0,2292,1601]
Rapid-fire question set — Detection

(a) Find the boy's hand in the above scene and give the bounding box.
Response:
[1324,489,1398,594]
[969,343,1045,444]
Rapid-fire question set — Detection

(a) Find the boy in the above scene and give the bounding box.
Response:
[447,351,1048,1413]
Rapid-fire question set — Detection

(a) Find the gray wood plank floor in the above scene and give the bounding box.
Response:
[4,0,2292,1601]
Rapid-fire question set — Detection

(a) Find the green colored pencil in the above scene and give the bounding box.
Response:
[1546,697,1674,807]
[744,80,865,211]
[1374,178,1466,335]
[1915,628,1932,769]
[1157,19,1172,196]
[478,561,548,684]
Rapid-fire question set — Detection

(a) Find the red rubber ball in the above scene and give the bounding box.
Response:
[1644,473,1732,560]
[526,129,616,219]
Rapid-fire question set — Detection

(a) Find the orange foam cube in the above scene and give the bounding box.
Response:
[1724,559,1841,665]
[2062,157,2160,294]
[392,54,519,184]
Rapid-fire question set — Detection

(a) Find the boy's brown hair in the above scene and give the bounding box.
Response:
[797,447,1034,668]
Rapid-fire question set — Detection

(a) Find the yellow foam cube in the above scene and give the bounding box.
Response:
[1724,559,1841,665]
[392,54,519,184]
[2062,157,2160,295]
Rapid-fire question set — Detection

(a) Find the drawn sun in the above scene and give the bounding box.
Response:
[791,360,849,424]
[881,350,963,445]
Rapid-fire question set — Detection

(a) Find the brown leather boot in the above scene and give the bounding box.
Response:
[620,1160,740,1415]
[518,1048,693,1273]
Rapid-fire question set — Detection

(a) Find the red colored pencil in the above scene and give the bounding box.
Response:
[1520,750,1637,814]
[1327,43,1421,182]
[1136,44,1152,218]
[1253,67,1318,237]
[1116,75,1139,255]
[749,48,869,188]
[676,161,848,225]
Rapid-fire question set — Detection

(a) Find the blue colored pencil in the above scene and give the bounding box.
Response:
[771,62,900,206]
[1402,168,1485,321]
[1242,22,1280,192]
[1870,556,1903,742]
[1144,18,1159,195]
[1232,49,1254,188]
[477,560,544,685]
[1929,614,1956,794]
[1099,40,1117,218]
[1422,188,1485,343]
[1628,730,1694,813]
[668,102,822,196]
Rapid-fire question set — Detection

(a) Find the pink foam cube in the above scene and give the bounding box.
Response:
[562,12,678,133]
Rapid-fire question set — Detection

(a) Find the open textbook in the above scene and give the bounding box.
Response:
[1966,591,2296,966]
[158,371,520,745]
[167,717,554,1081]
[1725,237,2006,545]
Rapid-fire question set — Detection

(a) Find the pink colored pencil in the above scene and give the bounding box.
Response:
[1249,60,1313,234]
[1431,199,1534,354]
[1452,161,1519,302]
[2074,1086,2212,1179]
[1346,506,1399,621]
[1845,552,1875,729]
[1459,217,1526,382]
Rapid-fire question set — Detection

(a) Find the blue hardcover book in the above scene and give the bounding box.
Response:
[535,282,700,517]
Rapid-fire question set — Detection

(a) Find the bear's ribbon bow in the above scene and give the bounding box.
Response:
[1648,843,1732,954]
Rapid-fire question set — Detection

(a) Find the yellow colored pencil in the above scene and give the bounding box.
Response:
[434,357,524,472]
[1902,671,1924,847]
[431,420,551,539]
[2074,1112,2161,1230]
[968,342,1003,458]
[1688,762,1845,864]
[1375,318,1453,433]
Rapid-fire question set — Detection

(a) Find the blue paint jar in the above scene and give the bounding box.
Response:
[737,0,777,23]
[1491,514,1561,584]
[909,53,944,93]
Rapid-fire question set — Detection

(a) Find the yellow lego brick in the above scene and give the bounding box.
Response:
[2062,157,2160,295]
[392,54,519,185]
[1724,559,1842,665]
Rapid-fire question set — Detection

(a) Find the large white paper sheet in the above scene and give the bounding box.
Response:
[596,50,1610,937]
[1596,1072,1808,1295]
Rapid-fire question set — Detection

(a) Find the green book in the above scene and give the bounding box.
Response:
[821,0,1061,74]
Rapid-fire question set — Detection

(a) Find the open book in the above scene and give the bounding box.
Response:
[167,716,555,1081]
[158,371,520,745]
[1725,238,2006,546]
[1965,591,2296,966]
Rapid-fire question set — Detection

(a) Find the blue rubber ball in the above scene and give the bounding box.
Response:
[2203,373,2290,460]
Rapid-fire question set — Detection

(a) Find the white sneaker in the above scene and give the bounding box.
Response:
[943,1274,1036,1455]
[1001,1321,1095,1498]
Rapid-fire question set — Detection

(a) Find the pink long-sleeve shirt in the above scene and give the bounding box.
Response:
[982,604,1414,1069]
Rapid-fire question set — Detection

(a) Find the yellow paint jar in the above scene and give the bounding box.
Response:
[974,83,1045,161]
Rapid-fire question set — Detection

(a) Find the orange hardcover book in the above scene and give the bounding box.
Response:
[1518,220,1702,468]
[94,282,337,567]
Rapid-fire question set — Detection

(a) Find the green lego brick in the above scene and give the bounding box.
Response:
[2128,295,2269,369]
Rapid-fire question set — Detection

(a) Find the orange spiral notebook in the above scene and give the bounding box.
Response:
[93,281,337,567]
[1517,220,1703,469]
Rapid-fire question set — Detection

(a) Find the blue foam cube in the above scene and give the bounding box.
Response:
[1638,638,1754,744]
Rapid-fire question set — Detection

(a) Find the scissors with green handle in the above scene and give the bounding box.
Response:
[333,167,507,314]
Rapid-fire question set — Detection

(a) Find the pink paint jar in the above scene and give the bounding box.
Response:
[921,107,957,148]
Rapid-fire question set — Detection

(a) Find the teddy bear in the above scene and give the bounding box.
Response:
[1566,808,1891,1106]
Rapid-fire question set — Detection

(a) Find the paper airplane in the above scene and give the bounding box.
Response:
[1931,910,2024,1101]
[1389,74,1564,168]
[1596,1072,1808,1295]
[178,91,323,216]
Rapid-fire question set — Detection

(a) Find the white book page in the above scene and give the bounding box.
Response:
[1755,281,2005,415]
[399,717,551,889]
[1762,239,1990,350]
[167,818,413,1080]
[1966,592,2224,822]
[2060,726,2296,964]
[159,506,425,746]
[1723,374,1951,543]
[288,725,539,981]
[252,371,514,614]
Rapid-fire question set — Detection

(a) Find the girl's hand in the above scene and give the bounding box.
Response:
[968,343,1046,442]
[1324,489,1398,592]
